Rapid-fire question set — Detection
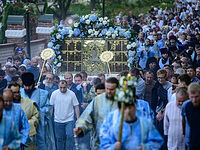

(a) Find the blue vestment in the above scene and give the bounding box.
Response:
[100,109,163,150]
[3,103,30,146]
[76,92,154,150]
[0,116,21,149]
[20,88,56,150]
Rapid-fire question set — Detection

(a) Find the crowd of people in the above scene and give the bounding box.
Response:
[0,0,200,149]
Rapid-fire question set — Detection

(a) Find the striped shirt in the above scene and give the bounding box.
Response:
[164,100,185,150]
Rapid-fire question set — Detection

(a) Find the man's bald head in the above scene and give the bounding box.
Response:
[3,89,13,110]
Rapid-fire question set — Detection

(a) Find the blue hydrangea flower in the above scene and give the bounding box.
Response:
[124,33,131,39]
[80,17,86,23]
[51,36,56,42]
[48,42,53,48]
[60,28,68,36]
[108,27,115,33]
[55,50,61,55]
[116,27,122,31]
[119,31,125,37]
[55,44,60,50]
[101,29,107,35]
[73,28,81,37]
[96,23,103,28]
[89,14,97,22]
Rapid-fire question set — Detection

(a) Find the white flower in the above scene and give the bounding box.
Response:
[88,29,93,34]
[103,20,107,25]
[56,33,61,39]
[127,44,132,50]
[104,17,108,20]
[91,33,94,37]
[106,31,111,36]
[99,33,102,37]
[58,55,62,59]
[99,17,103,22]
[86,19,90,25]
[128,50,136,57]
[112,34,116,39]
[57,63,61,67]
[94,31,99,36]
[114,31,118,34]
[131,42,136,48]
[74,23,78,27]
[118,91,125,99]
[85,15,89,19]
[69,30,73,35]
[107,20,110,23]
[68,34,72,38]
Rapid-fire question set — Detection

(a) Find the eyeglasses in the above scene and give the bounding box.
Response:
[45,77,53,80]
[158,76,165,79]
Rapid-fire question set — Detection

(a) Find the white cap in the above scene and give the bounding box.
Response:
[19,64,27,69]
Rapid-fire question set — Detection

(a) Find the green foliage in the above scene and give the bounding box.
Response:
[0,3,12,44]
[0,2,40,44]
[9,6,26,15]
[0,2,27,44]
[68,0,174,18]
[68,3,91,16]
[45,6,55,14]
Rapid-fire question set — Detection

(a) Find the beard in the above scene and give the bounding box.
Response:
[106,94,115,101]
[4,104,12,110]
[45,82,53,88]
[13,96,21,103]
[125,115,137,123]
[25,87,36,98]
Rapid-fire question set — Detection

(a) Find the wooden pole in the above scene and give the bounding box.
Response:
[118,102,125,142]
[36,59,46,88]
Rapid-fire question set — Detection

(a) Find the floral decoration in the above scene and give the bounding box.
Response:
[48,13,138,70]
[115,74,138,104]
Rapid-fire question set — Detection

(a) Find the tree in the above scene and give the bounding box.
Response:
[49,0,72,22]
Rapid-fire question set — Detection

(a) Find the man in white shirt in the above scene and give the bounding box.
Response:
[164,87,189,150]
[50,80,80,150]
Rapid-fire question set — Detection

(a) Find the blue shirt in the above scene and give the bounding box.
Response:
[27,65,40,82]
[69,83,84,114]
[45,84,58,98]
[182,100,200,148]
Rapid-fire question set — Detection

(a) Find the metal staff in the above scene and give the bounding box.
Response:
[74,134,79,150]
[36,48,55,88]
[100,51,114,77]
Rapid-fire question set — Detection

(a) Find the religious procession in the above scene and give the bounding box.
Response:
[0,0,200,149]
